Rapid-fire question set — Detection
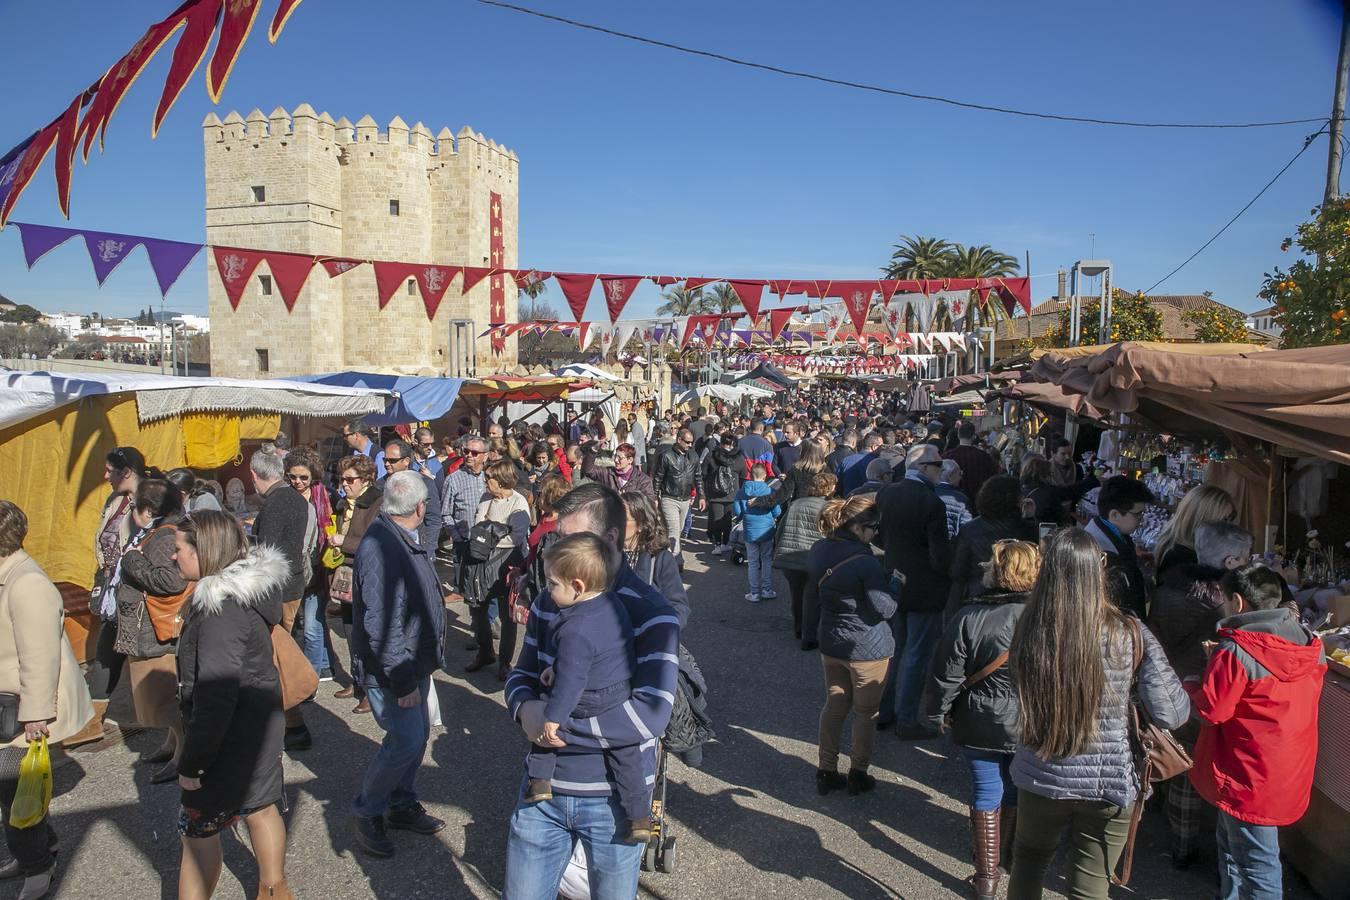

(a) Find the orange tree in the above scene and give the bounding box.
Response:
[1183,293,1250,342]
[1259,197,1350,347]
[1039,288,1164,348]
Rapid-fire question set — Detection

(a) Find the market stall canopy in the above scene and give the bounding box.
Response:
[732,361,796,390]
[1031,343,1350,464]
[553,362,618,381]
[1028,341,1269,361]
[998,378,1108,420]
[293,371,464,426]
[0,370,391,431]
[675,382,774,407]
[933,372,1021,396]
[460,376,581,402]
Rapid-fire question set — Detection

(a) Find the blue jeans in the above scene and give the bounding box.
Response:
[961,748,1015,812]
[502,792,644,900]
[1216,810,1282,900]
[745,536,775,596]
[352,677,431,818]
[881,610,943,727]
[299,592,329,674]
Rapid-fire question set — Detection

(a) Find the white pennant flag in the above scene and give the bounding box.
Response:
[614,320,641,356]
[881,297,910,339]
[909,293,937,333]
[934,290,969,326]
[575,322,592,353]
[823,302,847,344]
[594,322,616,357]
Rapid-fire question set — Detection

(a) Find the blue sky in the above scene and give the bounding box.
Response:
[0,0,1343,320]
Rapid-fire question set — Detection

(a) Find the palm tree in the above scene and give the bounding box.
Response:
[945,244,1019,278]
[704,282,740,315]
[883,235,956,280]
[656,285,707,317]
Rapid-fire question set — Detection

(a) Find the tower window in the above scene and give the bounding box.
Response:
[389,199,400,216]
[407,279,416,295]
[256,349,270,373]
[259,275,273,296]
[251,185,266,202]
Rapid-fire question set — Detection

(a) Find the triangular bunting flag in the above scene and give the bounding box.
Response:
[261,251,316,312]
[575,322,592,353]
[878,280,901,303]
[213,246,266,310]
[598,275,640,323]
[728,279,767,320]
[142,237,202,297]
[319,257,364,277]
[461,266,494,293]
[836,281,875,336]
[910,293,937,333]
[415,264,461,320]
[683,277,717,291]
[823,303,847,344]
[595,322,615,357]
[934,289,968,326]
[372,260,420,310]
[207,0,262,103]
[767,279,796,300]
[81,231,138,285]
[15,223,79,268]
[767,309,794,343]
[613,320,640,355]
[881,300,906,339]
[269,0,304,42]
[512,269,552,291]
[153,0,220,139]
[649,275,680,287]
[554,273,597,321]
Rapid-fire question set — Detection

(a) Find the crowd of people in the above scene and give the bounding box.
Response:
[0,379,1329,900]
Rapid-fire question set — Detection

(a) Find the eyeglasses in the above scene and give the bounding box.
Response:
[285,473,312,482]
[384,456,406,463]
[465,449,486,457]
[340,476,360,484]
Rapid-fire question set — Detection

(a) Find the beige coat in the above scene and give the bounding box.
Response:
[0,551,95,747]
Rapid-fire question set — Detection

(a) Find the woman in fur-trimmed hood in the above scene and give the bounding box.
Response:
[172,511,292,900]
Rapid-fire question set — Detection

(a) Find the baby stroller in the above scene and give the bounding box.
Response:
[641,644,713,875]
[727,519,746,566]
[640,741,678,873]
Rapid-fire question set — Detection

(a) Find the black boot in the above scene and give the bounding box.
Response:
[816,770,847,795]
[845,768,876,796]
[999,805,1017,874]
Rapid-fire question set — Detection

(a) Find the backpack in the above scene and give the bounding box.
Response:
[467,520,511,562]
[713,464,737,498]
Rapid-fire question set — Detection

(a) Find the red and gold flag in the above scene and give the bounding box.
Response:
[212,246,265,310]
[269,0,304,42]
[154,0,222,138]
[209,0,263,102]
[372,261,420,310]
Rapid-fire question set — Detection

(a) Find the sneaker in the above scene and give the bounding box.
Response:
[761,590,778,600]
[846,769,876,796]
[385,802,446,835]
[0,838,57,880]
[16,864,53,900]
[318,668,334,683]
[745,593,761,603]
[353,815,396,858]
[283,726,313,752]
[627,818,653,845]
[712,544,730,556]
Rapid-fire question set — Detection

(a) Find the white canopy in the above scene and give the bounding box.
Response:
[675,382,775,407]
[0,370,392,431]
[553,362,619,381]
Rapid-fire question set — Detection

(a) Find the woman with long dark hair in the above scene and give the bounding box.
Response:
[284,448,335,682]
[173,511,290,899]
[1006,529,1189,900]
[333,454,382,714]
[619,489,689,614]
[808,496,897,797]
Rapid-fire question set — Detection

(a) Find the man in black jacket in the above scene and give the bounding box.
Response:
[251,447,315,751]
[651,428,705,557]
[875,443,951,739]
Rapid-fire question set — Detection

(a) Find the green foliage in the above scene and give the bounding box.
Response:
[1259,197,1350,347]
[0,304,42,324]
[1182,305,1249,343]
[0,323,64,358]
[656,286,707,317]
[883,235,1019,280]
[1041,289,1164,348]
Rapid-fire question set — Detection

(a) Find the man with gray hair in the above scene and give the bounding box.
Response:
[1147,518,1252,867]
[350,471,447,857]
[441,434,488,598]
[250,446,316,751]
[935,459,972,539]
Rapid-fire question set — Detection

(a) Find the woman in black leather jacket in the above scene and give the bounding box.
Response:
[946,476,1037,618]
[925,539,1040,900]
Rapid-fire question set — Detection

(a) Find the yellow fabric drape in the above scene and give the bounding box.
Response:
[0,396,186,589]
[180,412,279,467]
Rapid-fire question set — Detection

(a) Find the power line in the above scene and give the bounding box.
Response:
[1143,126,1328,294]
[477,0,1329,131]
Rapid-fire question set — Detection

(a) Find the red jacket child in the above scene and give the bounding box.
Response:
[1187,607,1326,826]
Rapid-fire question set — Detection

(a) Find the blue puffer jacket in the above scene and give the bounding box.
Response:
[807,536,898,662]
[1011,620,1190,808]
[733,479,780,543]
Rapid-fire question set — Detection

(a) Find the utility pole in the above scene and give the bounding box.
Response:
[1328,0,1350,206]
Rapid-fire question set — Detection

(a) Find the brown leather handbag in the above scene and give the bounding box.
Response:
[1113,617,1194,885]
[145,526,194,642]
[270,625,320,710]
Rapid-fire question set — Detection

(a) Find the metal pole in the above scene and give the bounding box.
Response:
[1327,0,1350,206]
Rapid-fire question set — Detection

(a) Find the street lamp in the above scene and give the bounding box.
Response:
[1069,260,1112,347]
[976,326,995,372]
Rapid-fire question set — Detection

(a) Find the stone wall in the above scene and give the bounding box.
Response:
[205,105,519,379]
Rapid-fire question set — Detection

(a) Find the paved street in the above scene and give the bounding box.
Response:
[48,531,1317,899]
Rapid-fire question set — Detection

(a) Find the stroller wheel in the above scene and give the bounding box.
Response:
[731,549,744,566]
[640,842,654,872]
[656,836,678,873]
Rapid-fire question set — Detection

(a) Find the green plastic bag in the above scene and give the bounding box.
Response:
[10,736,51,829]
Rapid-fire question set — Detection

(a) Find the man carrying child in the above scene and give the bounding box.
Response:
[524,533,651,843]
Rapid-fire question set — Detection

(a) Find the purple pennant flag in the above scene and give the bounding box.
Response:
[14,222,80,268]
[81,230,140,285]
[141,237,203,298]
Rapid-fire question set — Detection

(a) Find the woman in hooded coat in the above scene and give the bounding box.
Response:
[172,511,291,899]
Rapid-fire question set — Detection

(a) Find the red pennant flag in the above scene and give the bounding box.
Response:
[79,14,185,161]
[512,269,552,290]
[415,264,460,320]
[372,261,420,309]
[262,251,315,312]
[0,121,62,227]
[269,0,304,42]
[767,280,795,300]
[767,308,794,343]
[598,275,640,323]
[683,277,717,291]
[208,0,262,102]
[461,265,493,293]
[728,280,767,320]
[554,273,597,321]
[212,246,265,310]
[878,280,901,303]
[649,275,680,287]
[153,0,220,138]
[53,86,97,219]
[837,281,875,336]
[575,322,592,352]
[319,257,364,277]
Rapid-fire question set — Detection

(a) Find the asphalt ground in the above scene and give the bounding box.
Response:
[44,527,1319,899]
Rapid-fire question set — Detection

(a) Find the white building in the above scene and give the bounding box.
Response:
[1246,305,1283,340]
[41,313,86,338]
[172,314,210,334]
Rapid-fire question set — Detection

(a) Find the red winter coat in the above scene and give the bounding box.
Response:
[1187,608,1326,826]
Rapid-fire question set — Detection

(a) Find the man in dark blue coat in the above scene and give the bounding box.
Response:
[350,472,447,858]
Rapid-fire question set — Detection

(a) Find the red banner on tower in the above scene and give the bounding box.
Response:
[489,191,506,353]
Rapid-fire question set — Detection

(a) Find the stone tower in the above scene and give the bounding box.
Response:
[203,104,519,378]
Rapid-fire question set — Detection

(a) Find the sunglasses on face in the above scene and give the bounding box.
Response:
[340,476,360,484]
[285,473,312,482]
[465,449,486,457]
[385,456,406,463]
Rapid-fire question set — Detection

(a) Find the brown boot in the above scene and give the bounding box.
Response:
[999,805,1017,874]
[969,807,1000,900]
[64,699,111,748]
